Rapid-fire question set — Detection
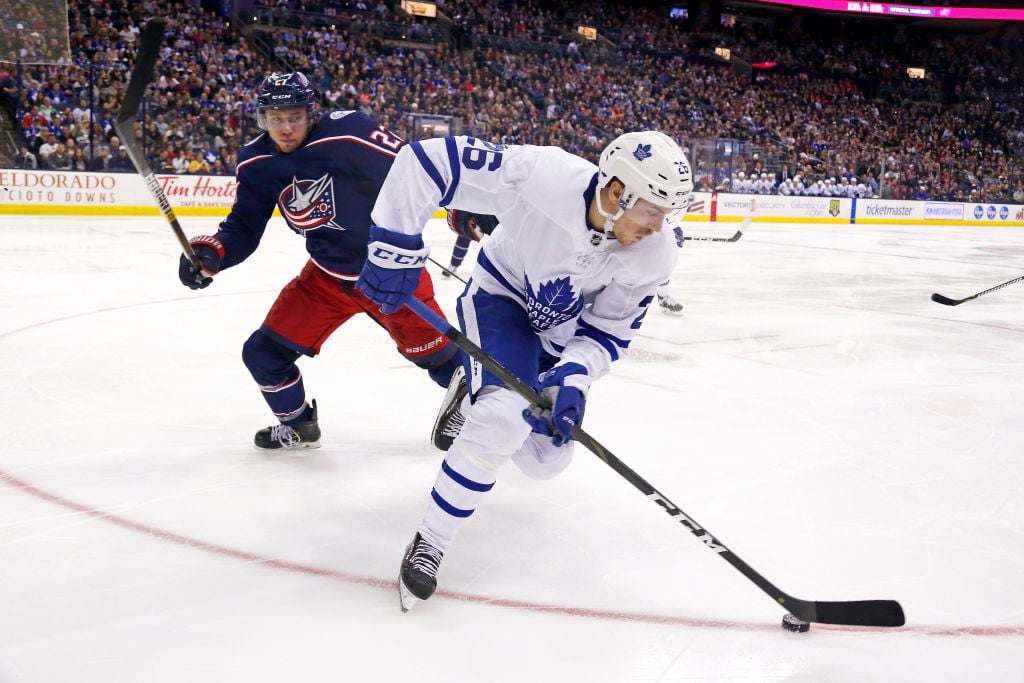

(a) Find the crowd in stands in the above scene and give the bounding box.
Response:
[2,0,1023,205]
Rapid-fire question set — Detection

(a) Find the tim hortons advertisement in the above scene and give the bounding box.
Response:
[0,170,237,216]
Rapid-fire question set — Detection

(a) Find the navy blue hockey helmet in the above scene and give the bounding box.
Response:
[256,71,318,130]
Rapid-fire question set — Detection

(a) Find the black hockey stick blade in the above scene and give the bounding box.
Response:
[116,18,166,128]
[785,597,906,627]
[113,18,199,266]
[404,297,905,628]
[930,292,970,306]
[931,273,1024,307]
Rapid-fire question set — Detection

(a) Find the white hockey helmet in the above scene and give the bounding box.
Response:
[597,131,694,217]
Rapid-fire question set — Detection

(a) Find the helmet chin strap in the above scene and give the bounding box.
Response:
[595,190,625,238]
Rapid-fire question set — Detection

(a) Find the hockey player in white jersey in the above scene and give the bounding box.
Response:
[355,131,693,611]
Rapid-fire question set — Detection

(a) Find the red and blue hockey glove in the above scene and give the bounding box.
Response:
[178,235,224,290]
[356,225,430,314]
[446,209,500,242]
[522,362,590,447]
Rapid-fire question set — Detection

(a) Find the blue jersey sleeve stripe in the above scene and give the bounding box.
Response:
[431,488,475,518]
[437,137,462,208]
[410,141,448,198]
[478,249,528,305]
[441,460,494,492]
[575,318,628,361]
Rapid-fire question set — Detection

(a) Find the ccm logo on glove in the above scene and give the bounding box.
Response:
[367,245,428,268]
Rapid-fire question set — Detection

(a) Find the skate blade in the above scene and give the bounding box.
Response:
[398,579,420,612]
[254,440,322,455]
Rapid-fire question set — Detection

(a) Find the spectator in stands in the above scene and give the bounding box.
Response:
[70,147,88,171]
[14,145,37,169]
[37,133,59,166]
[48,142,72,170]
[1,0,1022,201]
[89,146,112,171]
[187,150,210,174]
[172,149,190,174]
[110,146,134,172]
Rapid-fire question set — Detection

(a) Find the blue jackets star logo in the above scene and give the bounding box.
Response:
[633,143,652,161]
[278,173,344,232]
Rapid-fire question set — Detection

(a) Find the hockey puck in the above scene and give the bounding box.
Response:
[782,613,810,633]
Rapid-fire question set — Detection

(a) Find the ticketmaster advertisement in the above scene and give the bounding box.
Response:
[679,192,1023,226]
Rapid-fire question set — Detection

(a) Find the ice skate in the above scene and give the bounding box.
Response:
[431,366,467,451]
[254,399,321,450]
[399,532,444,612]
[657,293,683,314]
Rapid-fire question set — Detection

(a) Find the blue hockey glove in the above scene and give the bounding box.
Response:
[673,226,685,248]
[356,225,430,314]
[522,362,590,447]
[446,209,500,242]
[178,235,224,290]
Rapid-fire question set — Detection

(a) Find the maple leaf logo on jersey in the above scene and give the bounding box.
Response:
[524,274,584,331]
[633,143,652,162]
[278,173,343,232]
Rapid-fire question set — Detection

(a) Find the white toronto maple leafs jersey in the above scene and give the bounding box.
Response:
[371,136,677,380]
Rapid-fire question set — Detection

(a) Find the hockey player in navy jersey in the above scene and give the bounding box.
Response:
[355,131,693,610]
[178,71,464,450]
[438,209,499,279]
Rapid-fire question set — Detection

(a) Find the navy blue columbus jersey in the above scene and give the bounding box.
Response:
[213,110,405,278]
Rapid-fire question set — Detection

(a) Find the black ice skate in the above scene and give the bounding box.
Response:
[431,366,467,451]
[399,532,444,612]
[657,293,683,314]
[254,399,321,450]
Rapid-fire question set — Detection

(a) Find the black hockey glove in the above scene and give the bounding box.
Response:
[178,235,224,290]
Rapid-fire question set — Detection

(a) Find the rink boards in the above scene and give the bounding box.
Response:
[2,169,1022,227]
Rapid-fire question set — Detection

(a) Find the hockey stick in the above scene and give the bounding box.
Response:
[682,213,751,243]
[429,256,467,283]
[931,274,1024,306]
[113,17,200,267]
[684,229,741,242]
[404,296,905,628]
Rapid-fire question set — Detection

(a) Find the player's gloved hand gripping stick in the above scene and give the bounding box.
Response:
[522,363,589,447]
[356,226,431,314]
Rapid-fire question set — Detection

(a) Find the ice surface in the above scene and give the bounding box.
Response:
[1,215,1022,682]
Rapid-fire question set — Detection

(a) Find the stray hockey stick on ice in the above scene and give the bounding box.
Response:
[682,212,751,243]
[405,297,905,629]
[931,274,1024,306]
[429,256,466,283]
[683,228,743,243]
[114,17,201,267]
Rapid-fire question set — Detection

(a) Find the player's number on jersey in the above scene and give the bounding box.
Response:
[370,127,403,151]
[462,138,504,172]
[631,295,654,329]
